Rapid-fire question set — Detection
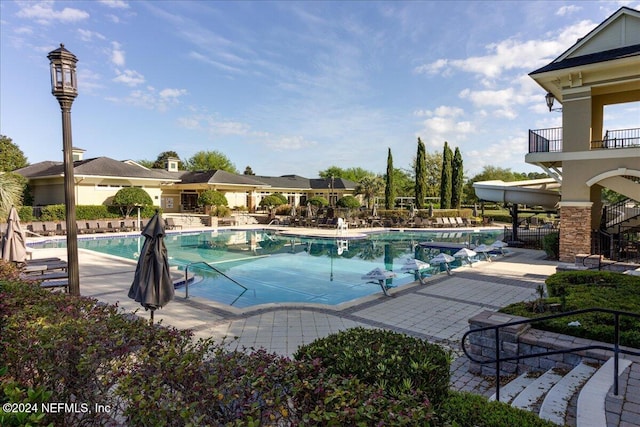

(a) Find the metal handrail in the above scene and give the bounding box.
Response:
[461,308,640,402]
[183,261,248,300]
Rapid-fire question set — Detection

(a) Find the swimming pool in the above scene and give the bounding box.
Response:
[33,229,502,308]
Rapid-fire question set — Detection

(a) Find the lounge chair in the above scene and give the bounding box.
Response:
[455,217,465,227]
[87,220,108,233]
[434,217,445,228]
[77,221,91,234]
[42,221,59,236]
[165,217,182,230]
[29,221,47,236]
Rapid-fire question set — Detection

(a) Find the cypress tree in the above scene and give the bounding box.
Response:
[415,138,427,209]
[440,141,453,209]
[451,147,464,209]
[385,148,395,209]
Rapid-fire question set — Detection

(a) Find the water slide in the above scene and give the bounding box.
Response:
[473,178,561,209]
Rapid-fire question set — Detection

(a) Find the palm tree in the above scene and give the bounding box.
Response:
[0,173,23,218]
[355,175,384,210]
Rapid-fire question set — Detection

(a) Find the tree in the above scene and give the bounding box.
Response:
[259,194,287,210]
[451,147,464,209]
[336,195,360,209]
[0,173,24,218]
[112,187,153,218]
[151,151,183,170]
[243,166,255,175]
[415,138,427,209]
[307,196,329,207]
[384,148,395,209]
[0,135,28,172]
[319,166,374,182]
[186,150,237,173]
[355,175,384,209]
[198,189,228,207]
[440,141,453,209]
[393,168,414,197]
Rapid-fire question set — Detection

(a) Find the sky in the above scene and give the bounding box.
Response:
[1,1,639,179]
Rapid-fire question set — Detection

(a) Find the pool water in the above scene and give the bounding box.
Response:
[33,229,501,308]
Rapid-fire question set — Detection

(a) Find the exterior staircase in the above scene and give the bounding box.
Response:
[489,357,636,426]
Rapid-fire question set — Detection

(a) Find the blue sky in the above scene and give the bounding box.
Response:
[1,1,639,178]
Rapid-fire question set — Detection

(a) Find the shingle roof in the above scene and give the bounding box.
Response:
[529,44,640,75]
[15,157,179,181]
[179,170,269,186]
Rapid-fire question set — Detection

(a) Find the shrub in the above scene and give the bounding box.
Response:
[197,189,228,207]
[336,195,360,209]
[294,327,451,407]
[307,196,328,207]
[112,188,153,217]
[259,194,287,209]
[439,391,557,427]
[210,205,231,217]
[17,206,33,223]
[76,205,118,220]
[39,204,66,221]
[501,271,640,347]
[542,232,559,260]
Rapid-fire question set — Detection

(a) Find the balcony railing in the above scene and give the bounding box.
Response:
[591,128,640,149]
[529,127,640,153]
[528,127,562,153]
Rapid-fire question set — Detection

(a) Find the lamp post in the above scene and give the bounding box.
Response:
[48,44,80,296]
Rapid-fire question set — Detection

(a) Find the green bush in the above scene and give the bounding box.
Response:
[501,271,640,347]
[17,206,33,223]
[439,391,557,427]
[542,232,559,260]
[210,205,231,217]
[197,189,228,207]
[112,187,154,217]
[307,196,328,207]
[294,327,451,407]
[39,204,66,221]
[76,205,118,220]
[336,195,360,209]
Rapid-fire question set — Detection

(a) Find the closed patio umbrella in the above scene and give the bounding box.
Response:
[1,206,27,264]
[429,253,455,275]
[361,267,396,296]
[128,211,174,324]
[454,247,477,267]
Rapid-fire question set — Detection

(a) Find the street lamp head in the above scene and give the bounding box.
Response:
[48,44,78,102]
[545,92,555,112]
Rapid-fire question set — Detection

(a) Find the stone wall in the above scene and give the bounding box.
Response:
[465,310,635,378]
[559,206,592,263]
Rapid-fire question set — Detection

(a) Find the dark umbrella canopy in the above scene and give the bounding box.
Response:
[128,212,174,322]
[1,206,27,264]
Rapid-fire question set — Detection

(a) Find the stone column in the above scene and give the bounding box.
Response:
[558,202,593,263]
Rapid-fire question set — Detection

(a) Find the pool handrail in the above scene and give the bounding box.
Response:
[184,261,248,300]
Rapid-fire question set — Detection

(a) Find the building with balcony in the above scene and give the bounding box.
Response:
[527,6,640,263]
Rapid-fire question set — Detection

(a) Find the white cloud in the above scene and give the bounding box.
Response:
[111,42,125,66]
[415,20,598,80]
[556,5,581,16]
[266,135,316,151]
[416,105,475,149]
[159,88,188,99]
[16,2,89,25]
[113,69,145,86]
[78,29,106,42]
[98,0,130,9]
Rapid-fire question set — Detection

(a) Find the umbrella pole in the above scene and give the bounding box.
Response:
[378,279,391,297]
[150,309,154,325]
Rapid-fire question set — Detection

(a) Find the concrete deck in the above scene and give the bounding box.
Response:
[25,225,638,425]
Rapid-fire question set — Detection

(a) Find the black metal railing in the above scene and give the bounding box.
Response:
[503,226,559,250]
[529,127,562,153]
[461,308,640,402]
[184,261,248,305]
[592,128,640,150]
[529,127,640,153]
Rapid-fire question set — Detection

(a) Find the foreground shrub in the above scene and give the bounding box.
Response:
[294,327,451,407]
[439,391,557,427]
